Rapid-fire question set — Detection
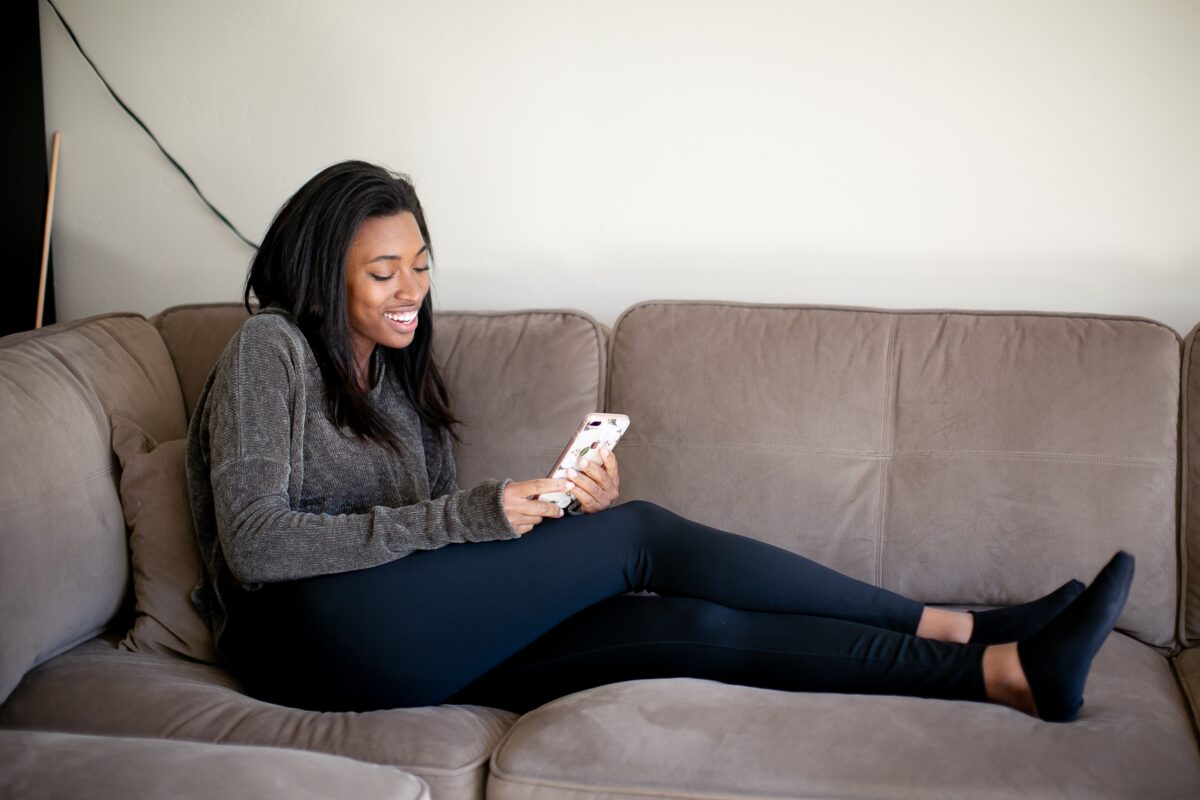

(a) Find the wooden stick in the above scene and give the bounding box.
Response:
[36,131,62,330]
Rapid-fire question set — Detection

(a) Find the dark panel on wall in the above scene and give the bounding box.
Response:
[2,0,56,337]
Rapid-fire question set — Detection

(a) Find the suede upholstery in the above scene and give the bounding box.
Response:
[152,302,252,418]
[492,635,1200,800]
[1175,646,1200,736]
[1183,323,1199,646]
[433,310,608,489]
[2,301,1198,799]
[0,315,187,703]
[608,302,1179,646]
[110,417,215,662]
[0,639,513,799]
[0,729,430,800]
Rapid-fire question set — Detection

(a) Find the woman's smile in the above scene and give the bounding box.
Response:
[344,212,431,371]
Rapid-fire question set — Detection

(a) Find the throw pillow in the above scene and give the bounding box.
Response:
[111,415,217,663]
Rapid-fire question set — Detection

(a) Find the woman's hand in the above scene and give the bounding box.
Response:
[503,478,574,536]
[567,447,620,513]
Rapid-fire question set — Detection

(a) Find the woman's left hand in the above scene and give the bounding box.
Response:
[567,447,620,513]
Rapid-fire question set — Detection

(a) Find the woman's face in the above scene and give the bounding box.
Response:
[344,212,431,370]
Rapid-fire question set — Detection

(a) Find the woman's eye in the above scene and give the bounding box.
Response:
[369,273,395,282]
[414,264,431,273]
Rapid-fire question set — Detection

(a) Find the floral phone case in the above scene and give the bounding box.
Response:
[538,413,631,509]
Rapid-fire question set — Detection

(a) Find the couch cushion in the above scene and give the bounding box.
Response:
[154,304,610,487]
[490,634,1200,800]
[0,729,429,800]
[0,638,516,800]
[111,417,216,663]
[152,303,253,418]
[433,311,608,487]
[1183,324,1200,646]
[0,314,187,704]
[609,302,1180,647]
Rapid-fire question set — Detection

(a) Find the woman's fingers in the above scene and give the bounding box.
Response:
[502,478,574,533]
[507,477,574,501]
[510,514,541,535]
[603,448,620,485]
[569,447,620,513]
[568,464,604,498]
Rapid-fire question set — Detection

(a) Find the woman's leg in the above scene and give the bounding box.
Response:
[448,594,987,714]
[520,501,1077,645]
[450,553,1132,722]
[222,500,927,710]
[454,550,1133,720]
[221,502,1129,720]
[529,500,928,630]
[552,500,1078,646]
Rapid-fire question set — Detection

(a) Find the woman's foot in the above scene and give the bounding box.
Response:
[984,552,1135,722]
[969,578,1085,644]
[982,643,1038,716]
[916,579,1084,644]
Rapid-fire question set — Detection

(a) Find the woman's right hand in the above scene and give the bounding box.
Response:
[503,478,575,535]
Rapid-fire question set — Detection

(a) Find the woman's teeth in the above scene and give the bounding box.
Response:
[384,311,418,323]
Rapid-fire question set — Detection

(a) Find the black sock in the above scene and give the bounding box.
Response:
[968,579,1085,644]
[1016,551,1135,723]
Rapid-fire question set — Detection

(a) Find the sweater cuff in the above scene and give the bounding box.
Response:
[490,477,517,537]
[459,477,517,540]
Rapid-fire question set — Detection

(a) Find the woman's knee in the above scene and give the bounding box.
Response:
[611,499,675,530]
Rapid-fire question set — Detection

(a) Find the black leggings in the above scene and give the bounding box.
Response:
[222,501,987,713]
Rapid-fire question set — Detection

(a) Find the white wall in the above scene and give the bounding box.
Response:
[39,0,1200,332]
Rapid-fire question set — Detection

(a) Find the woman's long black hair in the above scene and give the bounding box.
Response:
[244,160,460,450]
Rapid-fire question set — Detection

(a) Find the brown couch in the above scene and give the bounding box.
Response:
[2,301,1199,799]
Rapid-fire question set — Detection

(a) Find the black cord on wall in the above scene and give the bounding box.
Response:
[44,0,260,250]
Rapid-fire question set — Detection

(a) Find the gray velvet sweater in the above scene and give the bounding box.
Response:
[185,309,516,646]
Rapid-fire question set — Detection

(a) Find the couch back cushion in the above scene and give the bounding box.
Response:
[1183,324,1200,646]
[152,304,253,419]
[154,303,608,489]
[0,315,187,703]
[609,302,1180,647]
[432,311,608,487]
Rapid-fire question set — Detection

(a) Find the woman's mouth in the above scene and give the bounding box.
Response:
[384,310,419,333]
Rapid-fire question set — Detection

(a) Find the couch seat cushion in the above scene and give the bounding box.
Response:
[489,634,1200,800]
[0,639,515,800]
[0,729,429,800]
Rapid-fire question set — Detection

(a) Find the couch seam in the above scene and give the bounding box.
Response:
[487,768,881,800]
[875,316,898,587]
[612,442,1174,467]
[154,732,498,780]
[0,312,146,350]
[0,465,114,512]
[1180,324,1198,648]
[1169,652,1200,746]
[610,299,1182,340]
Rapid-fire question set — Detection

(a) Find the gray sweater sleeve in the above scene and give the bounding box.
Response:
[204,316,517,584]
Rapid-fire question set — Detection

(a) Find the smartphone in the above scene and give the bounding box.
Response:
[537,413,631,508]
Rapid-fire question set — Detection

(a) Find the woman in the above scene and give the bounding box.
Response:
[187,160,1134,722]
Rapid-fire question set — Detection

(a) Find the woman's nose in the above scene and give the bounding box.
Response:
[393,271,422,299]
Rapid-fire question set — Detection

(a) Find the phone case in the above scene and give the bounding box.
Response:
[538,413,631,509]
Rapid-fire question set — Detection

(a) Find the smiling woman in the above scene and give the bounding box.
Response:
[186,159,1134,722]
[344,213,431,386]
[240,161,457,456]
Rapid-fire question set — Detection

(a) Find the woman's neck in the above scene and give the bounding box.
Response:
[354,347,376,392]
